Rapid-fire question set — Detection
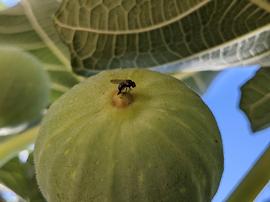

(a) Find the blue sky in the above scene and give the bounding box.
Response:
[1,0,18,7]
[203,66,270,201]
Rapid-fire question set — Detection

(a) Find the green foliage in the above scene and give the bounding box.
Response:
[175,71,219,94]
[0,154,45,202]
[0,1,80,102]
[240,68,270,132]
[54,0,270,76]
[0,2,5,10]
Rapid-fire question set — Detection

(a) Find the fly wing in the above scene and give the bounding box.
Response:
[110,79,124,84]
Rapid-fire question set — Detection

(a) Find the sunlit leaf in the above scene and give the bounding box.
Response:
[173,71,219,95]
[240,67,270,132]
[54,0,270,76]
[0,2,5,11]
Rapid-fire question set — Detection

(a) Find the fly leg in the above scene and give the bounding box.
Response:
[126,87,132,93]
[117,86,122,95]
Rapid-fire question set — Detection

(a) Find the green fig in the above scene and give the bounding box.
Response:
[0,47,50,129]
[34,68,223,202]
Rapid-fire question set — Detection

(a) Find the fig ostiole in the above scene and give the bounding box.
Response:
[34,68,223,202]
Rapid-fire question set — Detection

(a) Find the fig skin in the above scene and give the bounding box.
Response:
[34,68,223,202]
[0,47,50,129]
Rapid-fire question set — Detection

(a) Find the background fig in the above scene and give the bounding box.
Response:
[34,69,223,202]
[0,47,50,129]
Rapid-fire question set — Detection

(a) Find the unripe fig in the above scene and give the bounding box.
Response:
[34,69,223,202]
[0,47,50,129]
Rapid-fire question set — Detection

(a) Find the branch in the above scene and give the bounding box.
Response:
[0,126,39,167]
[227,144,270,201]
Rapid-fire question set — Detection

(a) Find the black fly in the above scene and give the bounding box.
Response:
[110,79,136,95]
